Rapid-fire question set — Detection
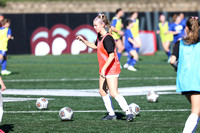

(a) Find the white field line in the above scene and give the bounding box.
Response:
[4,109,190,114]
[2,85,178,96]
[3,97,54,102]
[3,77,176,83]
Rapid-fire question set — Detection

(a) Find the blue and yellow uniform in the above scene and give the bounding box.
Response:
[158,21,173,43]
[111,16,122,40]
[177,40,200,93]
[0,27,11,72]
[130,19,139,38]
[124,29,135,53]
[124,28,137,67]
[169,23,183,44]
[0,27,11,52]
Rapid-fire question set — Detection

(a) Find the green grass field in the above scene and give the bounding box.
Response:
[0,51,198,133]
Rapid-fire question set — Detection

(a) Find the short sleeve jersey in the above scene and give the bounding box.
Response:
[95,33,115,54]
[169,23,183,43]
[124,29,133,47]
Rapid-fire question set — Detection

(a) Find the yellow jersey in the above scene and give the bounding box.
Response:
[111,16,122,40]
[0,27,10,51]
[158,21,173,43]
[131,19,139,38]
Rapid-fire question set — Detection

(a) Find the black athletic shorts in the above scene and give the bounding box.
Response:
[182,91,200,95]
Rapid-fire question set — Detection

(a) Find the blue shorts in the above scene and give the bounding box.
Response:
[125,45,135,53]
[0,50,7,57]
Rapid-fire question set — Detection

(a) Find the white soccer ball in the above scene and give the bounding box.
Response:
[129,103,140,115]
[147,91,159,102]
[59,107,74,121]
[36,98,48,110]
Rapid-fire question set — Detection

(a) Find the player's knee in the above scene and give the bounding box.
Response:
[99,89,106,96]
[109,91,118,98]
[134,54,139,60]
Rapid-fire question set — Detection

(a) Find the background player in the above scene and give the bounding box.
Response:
[171,17,200,133]
[179,13,187,37]
[129,11,141,52]
[123,20,138,71]
[168,14,183,44]
[0,76,6,133]
[76,14,134,122]
[0,15,4,27]
[111,8,124,63]
[157,14,173,62]
[0,19,13,75]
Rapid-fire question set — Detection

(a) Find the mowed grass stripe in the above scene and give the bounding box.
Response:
[4,109,190,114]
[3,77,176,83]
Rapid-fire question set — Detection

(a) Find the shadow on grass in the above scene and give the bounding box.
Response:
[116,112,125,120]
[0,124,14,133]
[10,72,20,75]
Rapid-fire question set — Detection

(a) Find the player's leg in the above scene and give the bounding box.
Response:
[0,92,3,123]
[123,53,131,69]
[127,50,138,71]
[99,76,116,120]
[162,41,171,62]
[106,77,133,121]
[183,94,200,133]
[115,39,124,62]
[1,52,11,76]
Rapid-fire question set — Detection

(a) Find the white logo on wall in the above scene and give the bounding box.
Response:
[31,24,97,56]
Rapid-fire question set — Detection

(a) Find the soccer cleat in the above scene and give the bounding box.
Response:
[127,66,137,71]
[102,115,117,120]
[1,70,12,76]
[123,63,129,69]
[126,114,134,122]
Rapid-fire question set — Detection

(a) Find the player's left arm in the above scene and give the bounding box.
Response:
[170,41,180,71]
[7,28,13,40]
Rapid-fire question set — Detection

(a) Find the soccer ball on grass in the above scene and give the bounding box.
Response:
[59,107,74,121]
[147,91,159,102]
[128,103,140,115]
[36,98,48,110]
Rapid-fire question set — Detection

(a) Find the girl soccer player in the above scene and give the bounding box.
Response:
[0,76,6,133]
[170,17,200,133]
[111,8,124,62]
[169,14,183,44]
[123,20,138,71]
[156,14,173,62]
[129,12,141,52]
[76,14,133,122]
[0,18,13,75]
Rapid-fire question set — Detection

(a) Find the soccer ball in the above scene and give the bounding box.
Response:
[59,107,74,121]
[36,98,48,110]
[129,103,140,115]
[147,91,159,102]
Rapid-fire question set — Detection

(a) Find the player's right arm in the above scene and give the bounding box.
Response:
[0,76,6,92]
[156,25,160,34]
[128,38,138,47]
[127,30,139,47]
[168,24,179,35]
[76,36,97,49]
